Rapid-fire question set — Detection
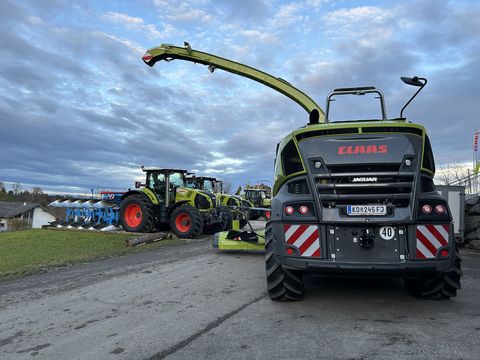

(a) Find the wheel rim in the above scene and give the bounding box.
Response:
[125,204,142,228]
[175,213,191,232]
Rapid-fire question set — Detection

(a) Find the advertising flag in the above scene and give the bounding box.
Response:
[475,130,480,173]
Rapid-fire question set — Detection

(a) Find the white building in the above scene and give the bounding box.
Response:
[0,201,57,232]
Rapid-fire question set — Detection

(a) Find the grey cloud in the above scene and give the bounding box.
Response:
[0,0,478,193]
[216,0,270,23]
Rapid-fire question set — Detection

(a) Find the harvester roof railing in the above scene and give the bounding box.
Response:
[325,87,387,122]
[142,43,325,121]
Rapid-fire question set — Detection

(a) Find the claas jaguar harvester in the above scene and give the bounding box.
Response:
[142,43,462,300]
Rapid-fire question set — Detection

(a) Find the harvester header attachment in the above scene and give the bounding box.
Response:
[142,42,325,120]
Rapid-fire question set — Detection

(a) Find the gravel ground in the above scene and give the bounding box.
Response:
[1,223,479,360]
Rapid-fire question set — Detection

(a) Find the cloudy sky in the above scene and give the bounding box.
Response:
[0,0,478,195]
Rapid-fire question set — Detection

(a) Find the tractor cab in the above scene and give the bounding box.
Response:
[194,176,217,194]
[143,168,188,206]
[244,185,272,208]
[244,189,267,204]
[185,172,197,189]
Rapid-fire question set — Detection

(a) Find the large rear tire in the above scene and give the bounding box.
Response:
[120,195,155,233]
[265,221,304,301]
[404,255,462,299]
[170,204,204,238]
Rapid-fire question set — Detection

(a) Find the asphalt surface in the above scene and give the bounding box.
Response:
[1,222,480,360]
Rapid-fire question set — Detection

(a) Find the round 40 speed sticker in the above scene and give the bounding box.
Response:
[379,226,395,240]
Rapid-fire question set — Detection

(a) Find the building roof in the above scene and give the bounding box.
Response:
[0,201,43,218]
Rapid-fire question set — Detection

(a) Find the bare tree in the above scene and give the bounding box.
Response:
[11,182,23,196]
[29,187,44,202]
[6,218,29,231]
[0,182,5,201]
[216,179,233,194]
[436,163,470,185]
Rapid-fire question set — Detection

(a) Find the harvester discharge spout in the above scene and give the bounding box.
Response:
[142,43,325,121]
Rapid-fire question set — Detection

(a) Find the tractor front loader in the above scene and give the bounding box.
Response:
[142,43,462,300]
[119,167,222,238]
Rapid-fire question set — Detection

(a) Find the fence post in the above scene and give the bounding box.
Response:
[467,169,471,194]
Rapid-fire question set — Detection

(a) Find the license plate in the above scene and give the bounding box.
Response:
[346,205,386,216]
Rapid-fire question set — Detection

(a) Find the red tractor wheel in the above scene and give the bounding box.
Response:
[120,195,155,232]
[264,210,271,220]
[170,204,203,238]
[124,204,142,228]
[175,213,192,232]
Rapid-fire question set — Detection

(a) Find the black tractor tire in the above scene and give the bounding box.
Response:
[249,210,261,221]
[222,210,233,231]
[203,217,225,235]
[404,255,462,299]
[265,221,304,301]
[202,209,227,234]
[119,195,155,233]
[170,204,204,238]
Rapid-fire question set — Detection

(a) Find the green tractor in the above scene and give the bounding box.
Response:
[243,185,272,220]
[186,174,250,229]
[119,167,223,238]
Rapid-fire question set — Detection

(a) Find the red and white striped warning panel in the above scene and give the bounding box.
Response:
[416,224,449,259]
[284,224,320,257]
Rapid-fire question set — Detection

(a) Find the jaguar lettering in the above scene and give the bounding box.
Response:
[352,177,378,182]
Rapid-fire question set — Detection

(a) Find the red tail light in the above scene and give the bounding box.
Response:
[299,205,309,215]
[421,204,432,214]
[439,249,449,258]
[286,248,294,255]
[285,206,294,215]
[435,205,445,215]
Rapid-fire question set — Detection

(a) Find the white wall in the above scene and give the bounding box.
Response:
[0,218,6,232]
[31,208,57,228]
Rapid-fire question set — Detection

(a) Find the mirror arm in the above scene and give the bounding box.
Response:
[400,77,427,118]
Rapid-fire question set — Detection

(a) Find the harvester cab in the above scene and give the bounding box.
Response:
[142,43,461,300]
[119,167,222,237]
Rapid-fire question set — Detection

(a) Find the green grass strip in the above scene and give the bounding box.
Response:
[0,229,183,280]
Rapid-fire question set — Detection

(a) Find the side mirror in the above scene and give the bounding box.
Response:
[401,76,424,87]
